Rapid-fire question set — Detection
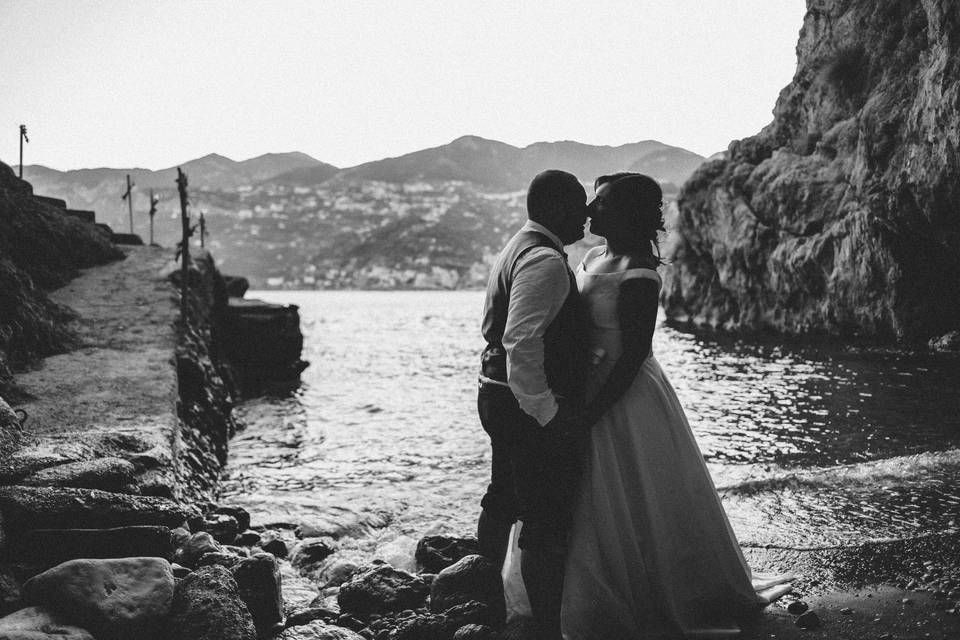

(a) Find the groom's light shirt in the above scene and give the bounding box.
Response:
[500,220,570,427]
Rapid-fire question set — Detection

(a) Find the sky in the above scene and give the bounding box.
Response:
[1,1,807,171]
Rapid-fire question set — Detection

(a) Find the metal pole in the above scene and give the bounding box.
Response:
[148,189,156,246]
[18,125,26,179]
[176,168,190,327]
[199,212,206,248]
[126,174,134,234]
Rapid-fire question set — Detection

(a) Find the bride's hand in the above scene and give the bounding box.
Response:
[549,408,591,438]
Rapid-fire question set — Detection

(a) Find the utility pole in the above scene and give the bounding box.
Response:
[121,174,135,234]
[18,125,28,178]
[148,189,159,246]
[176,168,190,327]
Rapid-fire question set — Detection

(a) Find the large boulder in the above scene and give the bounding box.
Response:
[166,565,257,640]
[0,486,199,534]
[276,620,364,639]
[416,535,479,573]
[22,557,173,640]
[19,457,138,493]
[0,606,94,639]
[430,555,504,624]
[662,0,960,341]
[337,563,431,619]
[232,552,284,636]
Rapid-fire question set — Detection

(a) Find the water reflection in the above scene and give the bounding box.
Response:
[222,291,960,551]
[657,327,960,466]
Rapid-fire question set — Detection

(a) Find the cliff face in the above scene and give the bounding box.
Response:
[662,0,960,339]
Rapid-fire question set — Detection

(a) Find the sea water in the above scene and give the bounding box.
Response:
[221,290,960,556]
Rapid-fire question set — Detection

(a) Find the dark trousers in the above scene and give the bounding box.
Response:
[477,381,583,553]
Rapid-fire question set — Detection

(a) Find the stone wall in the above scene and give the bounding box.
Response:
[172,251,241,502]
[662,0,960,340]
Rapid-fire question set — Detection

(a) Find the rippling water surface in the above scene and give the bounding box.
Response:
[221,290,960,554]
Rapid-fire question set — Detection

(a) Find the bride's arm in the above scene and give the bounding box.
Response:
[579,278,659,427]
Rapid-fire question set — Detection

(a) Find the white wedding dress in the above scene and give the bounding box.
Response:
[502,252,791,638]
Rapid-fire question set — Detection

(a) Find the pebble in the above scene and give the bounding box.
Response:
[795,611,821,629]
[787,600,809,615]
[901,598,913,605]
[235,530,261,546]
[261,538,288,558]
[839,607,853,615]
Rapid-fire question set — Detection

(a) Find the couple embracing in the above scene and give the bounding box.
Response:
[476,170,791,640]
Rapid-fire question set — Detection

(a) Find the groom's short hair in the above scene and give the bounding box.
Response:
[527,170,581,224]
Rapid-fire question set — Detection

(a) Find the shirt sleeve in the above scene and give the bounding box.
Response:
[501,247,571,426]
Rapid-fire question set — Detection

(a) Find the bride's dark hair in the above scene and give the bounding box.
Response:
[594,172,666,262]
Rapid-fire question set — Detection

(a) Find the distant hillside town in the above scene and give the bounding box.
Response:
[14,136,704,289]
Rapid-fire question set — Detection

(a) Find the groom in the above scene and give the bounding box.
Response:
[476,169,589,640]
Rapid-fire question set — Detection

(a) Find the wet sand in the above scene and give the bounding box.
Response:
[743,586,958,640]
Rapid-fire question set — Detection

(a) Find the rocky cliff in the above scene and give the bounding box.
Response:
[662,0,960,340]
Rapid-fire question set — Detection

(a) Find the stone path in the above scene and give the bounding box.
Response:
[3,245,185,496]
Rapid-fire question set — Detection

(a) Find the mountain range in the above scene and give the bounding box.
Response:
[264,136,705,192]
[20,151,330,193]
[17,135,704,197]
[10,136,707,288]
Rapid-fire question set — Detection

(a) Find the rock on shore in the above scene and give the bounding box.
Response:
[22,557,174,640]
[662,0,960,340]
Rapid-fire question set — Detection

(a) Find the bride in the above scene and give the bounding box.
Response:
[503,173,792,639]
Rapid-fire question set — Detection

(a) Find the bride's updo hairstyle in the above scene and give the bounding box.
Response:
[595,173,666,260]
